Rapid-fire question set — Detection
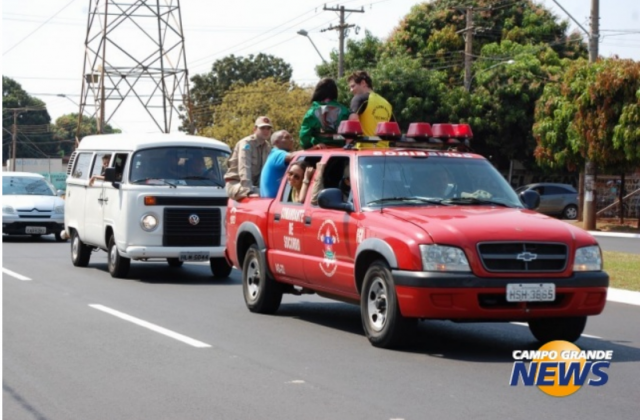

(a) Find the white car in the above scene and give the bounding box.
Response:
[2,172,66,241]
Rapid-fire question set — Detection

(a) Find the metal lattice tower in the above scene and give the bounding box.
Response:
[77,0,192,139]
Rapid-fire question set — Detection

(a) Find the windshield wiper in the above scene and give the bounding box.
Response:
[367,196,446,206]
[442,197,513,207]
[131,178,177,188]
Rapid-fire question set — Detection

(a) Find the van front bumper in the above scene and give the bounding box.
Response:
[124,246,226,260]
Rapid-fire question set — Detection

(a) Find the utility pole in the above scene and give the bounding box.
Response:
[322,4,364,77]
[463,7,474,91]
[583,0,599,231]
[6,107,40,171]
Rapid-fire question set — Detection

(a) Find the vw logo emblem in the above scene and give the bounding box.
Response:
[188,214,200,226]
[516,252,537,262]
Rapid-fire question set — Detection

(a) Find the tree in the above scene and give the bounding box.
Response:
[187,54,292,132]
[316,31,384,79]
[51,113,121,156]
[2,76,55,163]
[199,78,309,149]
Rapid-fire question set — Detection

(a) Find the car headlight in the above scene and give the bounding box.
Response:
[420,244,471,272]
[140,213,158,231]
[54,205,65,214]
[574,245,602,271]
[3,205,16,214]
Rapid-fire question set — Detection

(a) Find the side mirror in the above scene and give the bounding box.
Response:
[56,189,65,197]
[318,188,353,212]
[519,190,540,210]
[103,167,120,189]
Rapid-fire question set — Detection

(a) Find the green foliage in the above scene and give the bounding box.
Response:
[316,31,384,79]
[187,54,292,132]
[52,113,120,156]
[199,78,310,149]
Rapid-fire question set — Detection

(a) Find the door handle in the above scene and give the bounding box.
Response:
[274,213,280,222]
[304,216,312,226]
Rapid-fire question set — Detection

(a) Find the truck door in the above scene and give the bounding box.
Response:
[102,153,129,244]
[65,152,92,243]
[84,152,113,247]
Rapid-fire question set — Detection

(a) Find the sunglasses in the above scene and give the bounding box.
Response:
[288,172,302,181]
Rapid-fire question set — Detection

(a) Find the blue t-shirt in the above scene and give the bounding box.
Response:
[259,148,289,198]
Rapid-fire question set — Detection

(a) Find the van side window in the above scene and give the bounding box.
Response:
[113,153,128,182]
[91,153,113,178]
[72,153,93,180]
[280,156,321,204]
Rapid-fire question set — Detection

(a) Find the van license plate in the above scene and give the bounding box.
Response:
[506,283,555,302]
[25,226,47,234]
[179,252,210,262]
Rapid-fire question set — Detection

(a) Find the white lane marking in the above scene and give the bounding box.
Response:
[2,267,32,281]
[510,322,602,339]
[607,287,640,306]
[89,304,211,348]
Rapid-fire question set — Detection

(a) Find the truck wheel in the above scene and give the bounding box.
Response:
[167,258,184,267]
[528,316,587,343]
[71,230,92,267]
[562,205,578,220]
[210,257,233,279]
[361,261,416,348]
[242,244,282,314]
[108,235,130,278]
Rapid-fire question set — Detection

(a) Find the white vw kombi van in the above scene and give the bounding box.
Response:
[64,133,232,279]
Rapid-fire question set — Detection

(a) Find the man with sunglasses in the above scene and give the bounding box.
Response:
[224,116,273,200]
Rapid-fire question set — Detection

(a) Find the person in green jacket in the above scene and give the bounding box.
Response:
[299,78,350,150]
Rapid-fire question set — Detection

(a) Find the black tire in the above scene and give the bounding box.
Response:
[242,244,282,314]
[107,235,130,278]
[70,230,91,267]
[528,316,587,343]
[562,205,578,220]
[30,234,42,239]
[210,257,233,279]
[167,258,184,267]
[54,230,67,242]
[361,261,417,348]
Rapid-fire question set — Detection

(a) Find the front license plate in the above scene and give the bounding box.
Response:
[25,226,47,234]
[506,283,555,302]
[179,252,210,262]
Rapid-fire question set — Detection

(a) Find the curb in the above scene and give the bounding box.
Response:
[607,287,640,307]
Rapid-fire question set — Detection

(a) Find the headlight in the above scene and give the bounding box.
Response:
[420,244,471,272]
[54,205,65,214]
[574,245,602,271]
[3,205,16,214]
[140,214,158,231]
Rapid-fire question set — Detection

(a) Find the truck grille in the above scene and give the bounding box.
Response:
[163,208,221,247]
[477,242,568,272]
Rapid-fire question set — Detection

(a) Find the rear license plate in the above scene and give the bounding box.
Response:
[179,252,210,262]
[506,283,555,302]
[25,226,47,234]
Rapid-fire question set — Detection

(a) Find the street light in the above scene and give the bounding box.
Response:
[57,93,80,107]
[467,59,515,91]
[297,29,327,64]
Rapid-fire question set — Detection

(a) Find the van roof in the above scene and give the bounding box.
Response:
[77,133,230,152]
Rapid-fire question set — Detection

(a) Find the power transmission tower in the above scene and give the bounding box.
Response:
[321,4,364,77]
[77,0,193,142]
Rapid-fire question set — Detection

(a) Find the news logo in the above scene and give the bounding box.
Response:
[510,340,612,397]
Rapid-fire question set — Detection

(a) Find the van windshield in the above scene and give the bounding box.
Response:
[130,147,229,187]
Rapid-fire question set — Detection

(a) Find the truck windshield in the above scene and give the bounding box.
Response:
[129,146,229,187]
[358,155,522,208]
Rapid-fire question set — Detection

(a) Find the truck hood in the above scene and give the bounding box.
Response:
[380,206,595,246]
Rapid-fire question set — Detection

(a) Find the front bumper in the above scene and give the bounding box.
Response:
[392,270,609,320]
[3,219,65,235]
[123,245,226,260]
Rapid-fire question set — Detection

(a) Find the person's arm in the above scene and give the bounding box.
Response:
[310,162,326,206]
[349,94,368,120]
[299,108,320,150]
[89,175,104,186]
[296,167,315,203]
[237,140,257,198]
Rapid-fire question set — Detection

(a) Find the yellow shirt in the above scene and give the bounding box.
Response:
[356,92,392,149]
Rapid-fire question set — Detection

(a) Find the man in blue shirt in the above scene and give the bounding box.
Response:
[260,130,295,198]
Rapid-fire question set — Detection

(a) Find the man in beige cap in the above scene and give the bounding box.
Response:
[224,116,274,200]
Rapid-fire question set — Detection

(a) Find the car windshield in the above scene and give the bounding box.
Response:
[129,146,229,187]
[2,176,55,196]
[357,155,522,208]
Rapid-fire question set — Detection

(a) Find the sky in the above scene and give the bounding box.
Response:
[2,0,640,135]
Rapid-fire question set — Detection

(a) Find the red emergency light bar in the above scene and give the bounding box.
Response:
[375,121,401,140]
[452,124,473,139]
[337,120,363,139]
[406,122,433,140]
[431,123,455,138]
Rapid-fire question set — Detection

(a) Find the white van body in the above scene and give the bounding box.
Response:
[64,133,232,278]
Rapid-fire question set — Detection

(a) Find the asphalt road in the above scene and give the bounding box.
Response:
[3,235,640,420]
[592,234,640,254]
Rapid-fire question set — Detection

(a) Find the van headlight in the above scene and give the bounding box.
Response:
[140,213,158,231]
[54,205,65,214]
[3,205,16,214]
[574,246,602,271]
[420,244,471,272]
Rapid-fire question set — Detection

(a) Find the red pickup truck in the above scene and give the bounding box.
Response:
[225,123,608,348]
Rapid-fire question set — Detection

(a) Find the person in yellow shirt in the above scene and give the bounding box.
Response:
[347,70,393,148]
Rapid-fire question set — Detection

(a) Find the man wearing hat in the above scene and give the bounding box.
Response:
[224,116,274,200]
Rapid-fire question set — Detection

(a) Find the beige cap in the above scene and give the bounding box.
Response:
[254,116,272,128]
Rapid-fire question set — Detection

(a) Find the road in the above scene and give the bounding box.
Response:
[3,235,640,420]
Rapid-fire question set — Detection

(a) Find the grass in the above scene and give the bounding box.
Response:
[603,251,640,292]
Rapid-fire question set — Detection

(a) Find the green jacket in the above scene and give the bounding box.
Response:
[299,100,350,149]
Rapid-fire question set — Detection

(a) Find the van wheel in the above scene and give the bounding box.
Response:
[167,258,184,267]
[71,230,92,267]
[562,205,578,220]
[528,316,587,343]
[210,257,233,279]
[54,230,67,242]
[242,244,282,314]
[361,261,416,348]
[108,236,130,278]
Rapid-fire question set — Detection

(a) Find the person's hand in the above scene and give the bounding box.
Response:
[304,167,315,182]
[248,193,260,198]
[312,143,328,150]
[89,176,96,186]
[315,162,326,174]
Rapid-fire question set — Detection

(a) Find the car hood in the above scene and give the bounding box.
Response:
[380,206,595,246]
[3,194,63,211]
